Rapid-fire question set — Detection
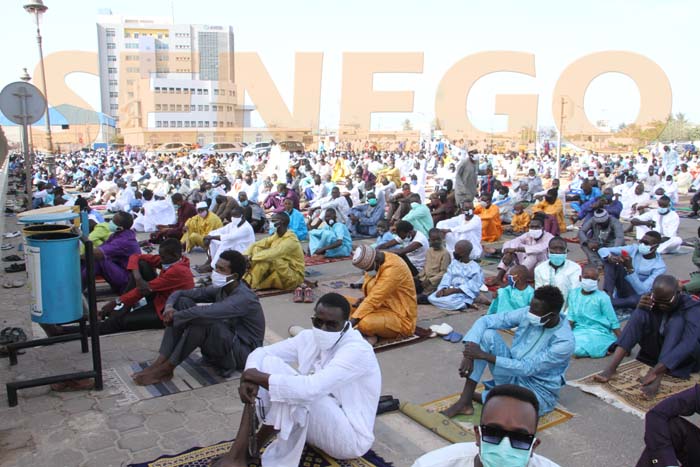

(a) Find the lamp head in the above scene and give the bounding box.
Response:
[24,0,48,15]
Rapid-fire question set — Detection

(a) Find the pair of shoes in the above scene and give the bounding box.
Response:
[50,378,95,392]
[1,244,13,251]
[2,255,21,262]
[293,286,304,303]
[2,280,25,288]
[293,285,314,303]
[3,231,20,239]
[429,323,453,336]
[5,263,25,273]
[442,331,463,343]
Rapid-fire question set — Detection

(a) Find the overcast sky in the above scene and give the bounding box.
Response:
[1,0,696,133]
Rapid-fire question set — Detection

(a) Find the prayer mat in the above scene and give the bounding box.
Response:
[563,236,580,244]
[103,353,240,406]
[255,288,293,298]
[127,440,394,467]
[568,360,700,418]
[373,326,431,353]
[417,392,573,442]
[304,255,352,267]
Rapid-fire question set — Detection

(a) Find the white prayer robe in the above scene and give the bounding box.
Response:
[412,442,560,467]
[207,218,256,267]
[436,214,483,259]
[245,329,381,467]
[133,199,176,232]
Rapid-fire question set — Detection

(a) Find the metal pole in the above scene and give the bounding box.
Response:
[19,89,32,208]
[34,11,54,173]
[556,97,564,179]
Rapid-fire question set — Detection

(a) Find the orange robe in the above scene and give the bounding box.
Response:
[351,252,417,338]
[532,199,566,232]
[510,212,532,233]
[475,204,503,242]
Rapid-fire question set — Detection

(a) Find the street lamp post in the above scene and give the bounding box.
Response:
[24,0,54,174]
[19,68,35,154]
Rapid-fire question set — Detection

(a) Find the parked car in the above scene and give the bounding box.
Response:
[192,142,246,156]
[243,141,272,157]
[278,141,305,153]
[150,142,191,157]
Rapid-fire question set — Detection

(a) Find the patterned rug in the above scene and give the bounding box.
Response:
[104,353,240,406]
[304,255,352,267]
[128,440,394,467]
[420,393,573,439]
[373,327,431,353]
[255,288,293,298]
[568,360,700,418]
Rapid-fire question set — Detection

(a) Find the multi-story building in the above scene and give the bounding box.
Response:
[96,13,254,147]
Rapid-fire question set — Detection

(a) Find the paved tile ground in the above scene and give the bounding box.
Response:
[2,182,700,466]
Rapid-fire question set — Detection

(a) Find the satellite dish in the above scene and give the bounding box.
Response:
[0,81,46,125]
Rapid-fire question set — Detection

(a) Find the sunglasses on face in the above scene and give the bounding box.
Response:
[311,316,345,332]
[480,424,535,450]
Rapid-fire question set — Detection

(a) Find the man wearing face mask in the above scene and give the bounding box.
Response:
[350,245,417,342]
[308,208,353,258]
[346,191,386,238]
[534,237,581,306]
[400,193,434,238]
[237,191,267,233]
[594,275,700,399]
[474,194,502,242]
[485,215,553,287]
[244,212,305,291]
[197,206,256,274]
[566,265,621,358]
[441,285,574,419]
[132,250,264,386]
[181,201,223,253]
[631,196,682,254]
[412,385,559,467]
[213,293,380,467]
[578,208,625,268]
[653,175,679,204]
[598,231,667,310]
[428,240,487,311]
[436,200,483,258]
[310,186,350,225]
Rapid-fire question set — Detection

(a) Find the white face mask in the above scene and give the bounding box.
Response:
[528,229,542,239]
[211,271,235,288]
[527,311,552,327]
[312,322,349,351]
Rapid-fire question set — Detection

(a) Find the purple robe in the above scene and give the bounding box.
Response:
[82,229,141,293]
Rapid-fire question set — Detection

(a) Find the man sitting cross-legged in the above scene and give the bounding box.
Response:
[428,240,489,311]
[594,275,700,399]
[412,385,560,467]
[244,212,305,291]
[211,293,381,467]
[132,250,265,386]
[442,285,574,418]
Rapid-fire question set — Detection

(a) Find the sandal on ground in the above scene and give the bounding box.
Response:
[50,378,95,392]
[2,280,25,288]
[293,286,304,303]
[2,255,21,262]
[5,263,25,273]
[303,286,314,303]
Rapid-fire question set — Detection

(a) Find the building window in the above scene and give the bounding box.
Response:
[109,79,118,86]
[198,105,203,111]
[190,105,195,111]
[108,55,117,62]
[109,91,118,98]
[197,88,202,95]
[125,43,139,49]
[198,121,203,128]
[127,79,135,86]
[213,89,219,96]
[169,88,175,94]
[125,55,139,61]
[204,105,209,111]
[203,89,209,95]
[124,32,131,38]
[127,92,134,98]
[184,121,190,128]
[163,121,169,128]
[171,121,176,127]
[108,67,117,74]
[177,121,182,128]
[154,87,160,93]
[176,104,182,111]
[110,104,118,111]
[106,28,116,37]
[213,121,218,128]
[219,121,224,127]
[156,121,162,128]
[155,104,161,111]
[107,43,116,49]
[204,121,209,127]
[169,104,176,112]
[191,121,196,127]
[176,88,181,94]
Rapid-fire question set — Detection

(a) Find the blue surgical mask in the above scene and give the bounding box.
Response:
[658,207,670,215]
[548,253,567,267]
[368,198,378,207]
[108,220,118,233]
[638,243,653,255]
[527,311,552,327]
[480,436,534,467]
[240,200,249,207]
[581,278,598,292]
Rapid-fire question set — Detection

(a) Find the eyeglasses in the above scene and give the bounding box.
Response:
[310,316,345,332]
[480,425,535,450]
